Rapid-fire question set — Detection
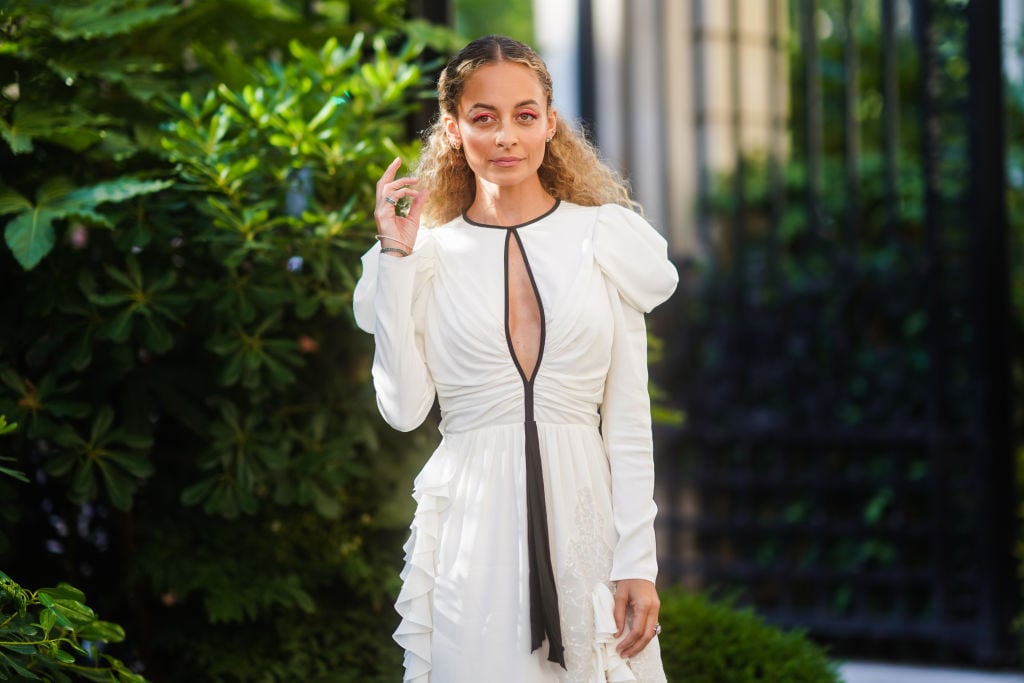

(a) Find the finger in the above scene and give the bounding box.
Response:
[376,157,403,192]
[617,592,656,653]
[378,186,420,209]
[384,176,419,195]
[407,188,430,222]
[622,607,660,658]
[616,608,645,655]
[613,589,628,638]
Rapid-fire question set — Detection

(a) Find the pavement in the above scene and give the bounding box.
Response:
[840,662,1024,683]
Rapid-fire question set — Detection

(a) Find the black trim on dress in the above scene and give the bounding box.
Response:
[503,228,565,669]
[464,199,562,230]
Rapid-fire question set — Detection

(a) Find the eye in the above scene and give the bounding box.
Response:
[471,113,496,124]
[517,110,539,122]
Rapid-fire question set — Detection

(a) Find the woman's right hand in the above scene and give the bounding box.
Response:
[375,157,429,256]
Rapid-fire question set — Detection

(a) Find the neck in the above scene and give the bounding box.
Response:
[467,177,554,227]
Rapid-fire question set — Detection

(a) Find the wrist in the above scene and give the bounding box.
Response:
[376,233,414,254]
[380,246,409,258]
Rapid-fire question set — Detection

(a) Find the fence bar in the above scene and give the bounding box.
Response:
[913,0,951,628]
[691,0,713,254]
[577,0,595,132]
[799,0,823,235]
[842,0,860,246]
[966,0,1016,664]
[767,0,784,283]
[881,0,899,238]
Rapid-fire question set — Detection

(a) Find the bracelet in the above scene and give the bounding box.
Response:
[380,246,410,257]
[376,234,415,252]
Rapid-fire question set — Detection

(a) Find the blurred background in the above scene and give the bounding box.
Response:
[0,0,1021,681]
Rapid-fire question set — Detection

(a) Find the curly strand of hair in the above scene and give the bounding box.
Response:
[538,118,636,211]
[416,119,475,226]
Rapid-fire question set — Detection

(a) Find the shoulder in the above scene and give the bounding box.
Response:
[590,203,679,313]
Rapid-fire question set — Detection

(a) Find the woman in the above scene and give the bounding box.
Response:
[354,35,677,683]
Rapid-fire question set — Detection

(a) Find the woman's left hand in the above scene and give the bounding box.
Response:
[613,578,661,658]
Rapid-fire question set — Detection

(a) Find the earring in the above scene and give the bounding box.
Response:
[545,135,553,143]
[450,139,462,150]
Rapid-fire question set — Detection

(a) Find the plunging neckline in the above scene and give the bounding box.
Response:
[504,228,544,383]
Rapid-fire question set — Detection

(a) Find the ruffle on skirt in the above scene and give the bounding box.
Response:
[591,583,637,683]
[392,445,456,683]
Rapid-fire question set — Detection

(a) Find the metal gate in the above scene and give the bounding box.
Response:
[653,0,1016,665]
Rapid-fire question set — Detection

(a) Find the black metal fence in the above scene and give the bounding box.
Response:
[653,0,1016,665]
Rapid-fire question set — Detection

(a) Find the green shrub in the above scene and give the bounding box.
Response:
[658,587,843,683]
[0,417,145,681]
[0,2,456,680]
[0,571,147,683]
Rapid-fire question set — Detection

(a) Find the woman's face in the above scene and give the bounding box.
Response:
[445,61,557,192]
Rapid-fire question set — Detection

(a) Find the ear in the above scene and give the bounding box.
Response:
[546,108,558,141]
[443,113,461,147]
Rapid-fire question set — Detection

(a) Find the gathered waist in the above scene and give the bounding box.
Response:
[440,418,601,438]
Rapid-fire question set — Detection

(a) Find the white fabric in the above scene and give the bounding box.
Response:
[354,201,677,683]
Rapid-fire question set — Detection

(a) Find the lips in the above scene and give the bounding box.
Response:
[491,156,523,167]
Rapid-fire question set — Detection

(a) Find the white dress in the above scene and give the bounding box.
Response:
[354,201,678,683]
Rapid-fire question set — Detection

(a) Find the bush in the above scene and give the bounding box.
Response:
[658,587,843,683]
[0,2,456,680]
[0,416,144,681]
[0,571,146,683]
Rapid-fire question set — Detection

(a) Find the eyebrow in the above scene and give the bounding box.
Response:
[466,99,541,112]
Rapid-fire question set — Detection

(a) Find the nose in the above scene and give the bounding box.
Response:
[495,124,517,148]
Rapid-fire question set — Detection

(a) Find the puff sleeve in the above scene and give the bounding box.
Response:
[594,204,679,583]
[352,232,437,432]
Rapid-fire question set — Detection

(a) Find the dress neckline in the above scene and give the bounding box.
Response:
[462,199,561,230]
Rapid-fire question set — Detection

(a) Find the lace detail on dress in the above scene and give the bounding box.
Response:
[557,488,667,683]
[559,488,615,682]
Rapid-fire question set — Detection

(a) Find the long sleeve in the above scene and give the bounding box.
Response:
[353,236,437,432]
[592,203,679,583]
[601,286,659,582]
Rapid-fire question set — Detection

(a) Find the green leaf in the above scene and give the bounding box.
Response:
[218,352,244,386]
[40,583,87,603]
[100,463,134,510]
[0,368,26,393]
[50,598,96,626]
[180,476,217,506]
[0,117,33,154]
[0,414,17,435]
[0,186,33,216]
[310,483,340,519]
[58,178,174,212]
[69,459,99,502]
[50,3,183,40]
[106,451,154,478]
[91,406,115,442]
[4,207,62,270]
[1,642,37,655]
[102,307,134,342]
[77,619,126,643]
[0,464,29,483]
[3,654,41,679]
[141,316,174,352]
[46,451,79,477]
[40,606,56,634]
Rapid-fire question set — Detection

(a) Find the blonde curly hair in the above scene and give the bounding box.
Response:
[416,35,636,226]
